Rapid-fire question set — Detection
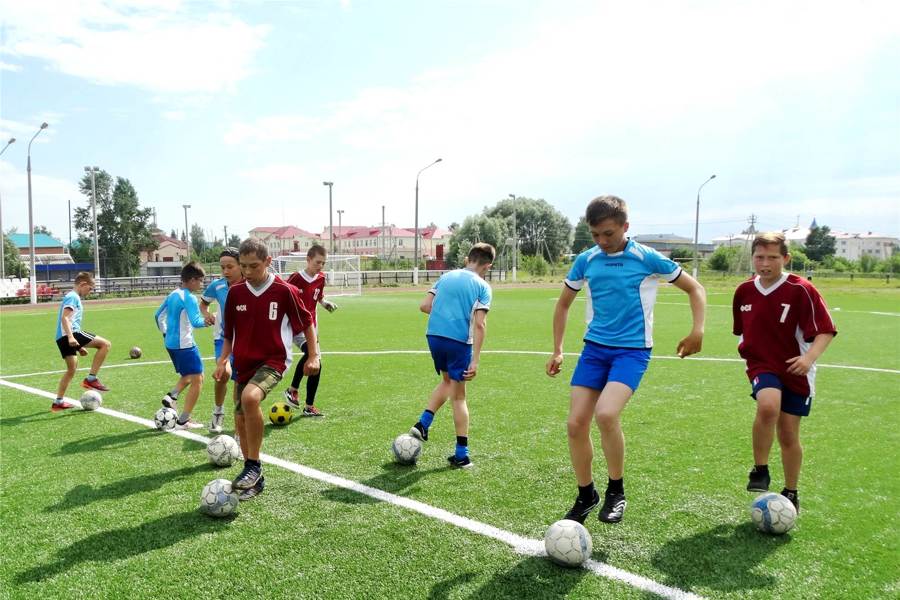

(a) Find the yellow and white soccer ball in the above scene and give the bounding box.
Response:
[750,492,797,534]
[544,519,592,567]
[199,478,239,517]
[80,390,102,411]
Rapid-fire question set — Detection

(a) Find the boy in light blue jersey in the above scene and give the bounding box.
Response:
[409,243,495,468]
[547,196,706,524]
[199,248,243,433]
[154,261,209,429]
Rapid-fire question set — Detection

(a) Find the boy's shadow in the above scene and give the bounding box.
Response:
[429,556,588,599]
[651,522,790,592]
[53,428,159,456]
[321,462,444,505]
[0,410,53,428]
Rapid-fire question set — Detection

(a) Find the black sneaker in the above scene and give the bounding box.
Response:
[747,467,771,492]
[232,463,262,490]
[780,488,800,514]
[447,455,473,469]
[564,489,600,524]
[239,476,266,501]
[598,492,627,523]
[409,423,428,442]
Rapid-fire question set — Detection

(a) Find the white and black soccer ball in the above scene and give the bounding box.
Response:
[391,433,422,465]
[207,435,242,467]
[750,492,797,534]
[80,390,102,411]
[199,478,239,518]
[154,407,178,431]
[544,519,592,567]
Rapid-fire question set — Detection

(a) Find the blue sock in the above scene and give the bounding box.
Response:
[419,410,434,429]
[86,374,97,382]
[455,436,468,459]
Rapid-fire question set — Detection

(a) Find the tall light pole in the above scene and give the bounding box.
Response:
[27,123,49,304]
[336,209,344,253]
[414,158,442,284]
[182,204,192,260]
[84,166,101,278]
[0,137,15,280]
[509,193,517,282]
[692,174,717,280]
[323,181,334,254]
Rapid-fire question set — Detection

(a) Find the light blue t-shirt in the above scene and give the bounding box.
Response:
[55,290,83,339]
[201,278,230,341]
[565,240,682,348]
[154,288,207,350]
[426,268,492,344]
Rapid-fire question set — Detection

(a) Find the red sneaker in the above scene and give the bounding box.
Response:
[82,378,110,392]
[51,400,76,412]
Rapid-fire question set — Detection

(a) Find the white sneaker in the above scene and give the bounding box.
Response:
[209,413,224,433]
[162,393,177,410]
[175,419,203,430]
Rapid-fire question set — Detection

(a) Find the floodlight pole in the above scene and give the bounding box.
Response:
[509,193,517,282]
[183,204,192,260]
[336,209,344,253]
[0,137,15,279]
[692,174,717,280]
[323,181,334,254]
[84,166,101,278]
[27,123,49,304]
[414,158,442,285]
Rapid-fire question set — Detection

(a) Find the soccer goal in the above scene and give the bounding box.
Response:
[272,253,362,297]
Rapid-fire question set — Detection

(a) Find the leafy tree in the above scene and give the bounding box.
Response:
[707,245,741,272]
[805,225,836,261]
[33,225,53,236]
[170,229,178,239]
[858,254,878,273]
[2,234,27,277]
[571,217,592,254]
[787,244,811,271]
[668,247,695,260]
[446,214,509,268]
[522,254,549,276]
[226,234,242,248]
[190,224,207,255]
[485,197,572,262]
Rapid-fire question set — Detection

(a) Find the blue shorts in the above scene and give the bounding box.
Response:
[167,346,204,376]
[571,341,651,392]
[751,373,812,417]
[213,339,237,382]
[427,335,472,382]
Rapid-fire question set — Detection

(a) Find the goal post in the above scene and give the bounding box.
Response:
[271,253,362,297]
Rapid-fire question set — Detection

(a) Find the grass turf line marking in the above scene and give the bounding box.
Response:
[0,377,705,600]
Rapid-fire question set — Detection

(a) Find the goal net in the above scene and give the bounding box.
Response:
[271,253,362,297]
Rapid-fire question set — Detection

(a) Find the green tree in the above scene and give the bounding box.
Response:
[668,247,695,260]
[2,234,27,277]
[226,234,242,248]
[788,244,811,271]
[858,254,878,273]
[805,225,836,261]
[190,224,207,256]
[485,197,572,262]
[446,214,509,268]
[33,225,53,236]
[571,217,592,254]
[707,245,740,272]
[522,254,549,276]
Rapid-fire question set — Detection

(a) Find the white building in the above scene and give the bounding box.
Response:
[833,232,897,260]
[249,226,321,257]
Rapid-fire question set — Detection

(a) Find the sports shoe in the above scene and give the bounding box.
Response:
[81,378,110,392]
[239,476,266,501]
[564,489,600,524]
[51,400,76,412]
[283,388,301,409]
[447,455,473,469]
[409,422,428,442]
[747,467,771,492]
[780,488,800,513]
[161,393,178,409]
[599,492,627,523]
[232,463,262,490]
[302,405,324,417]
[208,413,224,433]
[174,419,204,430]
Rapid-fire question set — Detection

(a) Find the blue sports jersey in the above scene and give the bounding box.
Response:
[201,278,230,340]
[565,239,682,348]
[55,290,83,339]
[154,288,207,350]
[426,268,492,344]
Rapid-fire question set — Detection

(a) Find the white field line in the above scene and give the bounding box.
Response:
[0,377,704,600]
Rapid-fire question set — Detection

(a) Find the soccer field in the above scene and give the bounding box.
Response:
[1,285,898,599]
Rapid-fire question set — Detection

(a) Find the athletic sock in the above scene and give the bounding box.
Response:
[213,405,224,415]
[754,464,769,473]
[178,411,191,424]
[607,477,624,495]
[168,389,180,399]
[455,436,468,459]
[54,397,64,404]
[578,482,596,503]
[86,374,98,382]
[419,409,435,429]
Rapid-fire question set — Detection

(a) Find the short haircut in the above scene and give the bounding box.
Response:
[74,272,94,286]
[467,242,496,265]
[307,244,327,259]
[239,238,268,260]
[181,261,205,281]
[220,247,240,261]
[752,232,789,256]
[585,195,628,226]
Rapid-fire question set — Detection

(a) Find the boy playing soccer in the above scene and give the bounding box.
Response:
[155,262,209,429]
[283,244,338,416]
[214,239,319,501]
[546,195,706,524]
[733,232,836,512]
[53,272,111,410]
[409,243,495,469]
[200,247,243,433]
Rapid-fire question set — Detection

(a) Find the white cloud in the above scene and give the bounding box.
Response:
[0,160,80,241]
[0,61,21,72]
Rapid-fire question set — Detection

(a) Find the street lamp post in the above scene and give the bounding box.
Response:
[414,158,442,285]
[323,181,334,254]
[27,123,49,304]
[336,209,344,253]
[84,166,101,278]
[509,193,517,282]
[692,174,717,280]
[182,205,192,260]
[0,137,15,280]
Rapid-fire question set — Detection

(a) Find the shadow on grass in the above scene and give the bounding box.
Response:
[320,461,444,505]
[428,556,588,599]
[15,510,234,584]
[45,463,215,512]
[651,522,791,592]
[53,428,160,456]
[0,410,54,427]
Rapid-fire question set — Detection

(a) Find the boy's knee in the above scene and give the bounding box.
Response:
[594,410,620,429]
[567,416,591,437]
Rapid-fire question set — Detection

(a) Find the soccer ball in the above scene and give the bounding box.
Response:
[544,519,592,567]
[129,346,142,359]
[154,407,178,431]
[269,402,293,425]
[199,478,239,518]
[207,435,242,467]
[391,433,422,465]
[80,390,102,411]
[750,492,797,534]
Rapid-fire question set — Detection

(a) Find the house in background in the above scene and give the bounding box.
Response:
[8,232,91,281]
[139,231,188,276]
[249,226,321,257]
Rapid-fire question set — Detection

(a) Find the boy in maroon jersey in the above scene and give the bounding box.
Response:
[214,238,320,500]
[284,244,338,416]
[733,232,836,512]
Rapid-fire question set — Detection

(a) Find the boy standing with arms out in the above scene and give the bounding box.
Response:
[284,244,338,416]
[734,233,836,512]
[215,239,318,500]
[546,196,706,524]
[200,247,243,433]
[155,262,209,429]
[53,272,111,410]
[409,243,495,469]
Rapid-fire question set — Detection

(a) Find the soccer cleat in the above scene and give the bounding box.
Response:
[598,492,627,523]
[409,422,428,442]
[302,405,324,417]
[174,419,204,430]
[283,388,301,410]
[81,378,110,392]
[161,393,178,409]
[747,467,771,493]
[232,463,262,490]
[208,413,224,433]
[563,489,600,524]
[239,476,266,501]
[51,400,76,412]
[447,455,473,469]
[780,488,800,514]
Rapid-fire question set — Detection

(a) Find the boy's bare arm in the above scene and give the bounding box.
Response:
[672,273,706,357]
[786,333,835,375]
[419,291,435,314]
[547,286,578,376]
[464,310,488,380]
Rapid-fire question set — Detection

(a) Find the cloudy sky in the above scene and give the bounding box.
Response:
[1,0,898,246]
